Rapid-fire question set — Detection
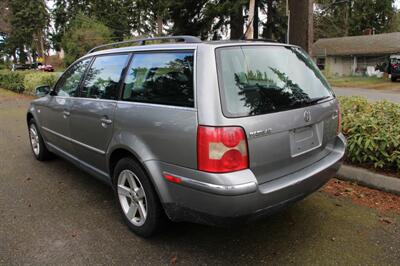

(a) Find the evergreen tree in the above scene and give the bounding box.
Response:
[6,0,49,63]
[349,0,395,36]
[51,0,133,51]
[61,13,112,65]
[314,0,396,40]
[165,0,212,39]
[260,0,287,42]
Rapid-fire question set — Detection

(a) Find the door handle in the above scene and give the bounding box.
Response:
[332,110,339,119]
[100,117,113,127]
[63,110,70,118]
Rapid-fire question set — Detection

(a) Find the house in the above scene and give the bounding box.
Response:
[312,32,400,76]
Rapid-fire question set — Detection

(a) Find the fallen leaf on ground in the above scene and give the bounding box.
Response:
[322,178,400,213]
[170,255,178,264]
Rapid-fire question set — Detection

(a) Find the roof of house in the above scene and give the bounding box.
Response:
[312,32,400,57]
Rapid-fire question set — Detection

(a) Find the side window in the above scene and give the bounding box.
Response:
[55,59,90,97]
[80,54,129,100]
[122,52,194,107]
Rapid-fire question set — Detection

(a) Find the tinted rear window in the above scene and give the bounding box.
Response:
[80,54,129,100]
[122,52,194,107]
[216,46,333,117]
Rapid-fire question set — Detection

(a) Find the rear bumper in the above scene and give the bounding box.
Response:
[144,134,346,225]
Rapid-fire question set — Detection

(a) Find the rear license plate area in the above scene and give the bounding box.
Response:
[290,122,323,157]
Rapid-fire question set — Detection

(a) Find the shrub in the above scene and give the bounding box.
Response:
[0,70,61,94]
[23,72,61,95]
[0,70,29,93]
[339,96,400,171]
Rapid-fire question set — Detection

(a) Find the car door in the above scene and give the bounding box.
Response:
[39,58,91,155]
[69,53,131,173]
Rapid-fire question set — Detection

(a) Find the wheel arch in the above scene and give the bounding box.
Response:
[107,147,164,202]
[27,112,34,125]
[108,147,142,181]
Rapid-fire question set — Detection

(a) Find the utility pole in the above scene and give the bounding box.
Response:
[245,0,256,39]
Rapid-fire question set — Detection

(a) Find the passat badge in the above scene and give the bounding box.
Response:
[249,128,272,139]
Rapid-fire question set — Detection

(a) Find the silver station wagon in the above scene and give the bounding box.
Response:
[27,36,346,237]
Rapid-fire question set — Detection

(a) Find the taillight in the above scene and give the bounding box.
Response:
[197,126,248,173]
[337,107,342,135]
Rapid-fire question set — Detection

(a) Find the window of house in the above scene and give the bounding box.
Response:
[317,57,326,70]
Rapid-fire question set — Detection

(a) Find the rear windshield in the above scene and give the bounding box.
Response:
[216,45,333,117]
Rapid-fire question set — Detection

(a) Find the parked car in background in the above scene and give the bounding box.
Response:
[26,36,346,237]
[38,64,54,72]
[11,62,54,72]
[390,55,400,82]
[11,63,36,71]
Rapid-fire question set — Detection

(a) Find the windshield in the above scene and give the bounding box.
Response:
[216,45,333,117]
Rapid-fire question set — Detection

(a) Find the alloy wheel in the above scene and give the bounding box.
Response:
[117,169,148,226]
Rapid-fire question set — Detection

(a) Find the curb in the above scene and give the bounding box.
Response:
[337,165,400,196]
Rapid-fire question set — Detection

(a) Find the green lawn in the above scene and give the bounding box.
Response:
[327,76,400,90]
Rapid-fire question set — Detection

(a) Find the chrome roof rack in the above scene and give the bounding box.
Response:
[239,38,277,43]
[87,35,202,54]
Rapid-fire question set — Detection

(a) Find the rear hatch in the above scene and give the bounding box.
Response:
[216,45,340,184]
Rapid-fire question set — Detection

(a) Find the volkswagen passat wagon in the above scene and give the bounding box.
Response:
[27,36,346,237]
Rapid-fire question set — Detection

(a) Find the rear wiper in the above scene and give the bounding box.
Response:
[305,96,332,105]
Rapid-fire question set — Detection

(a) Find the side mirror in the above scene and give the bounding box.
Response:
[35,85,51,97]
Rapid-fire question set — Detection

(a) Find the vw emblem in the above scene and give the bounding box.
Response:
[304,110,311,122]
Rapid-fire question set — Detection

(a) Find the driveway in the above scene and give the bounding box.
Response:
[334,87,400,103]
[1,90,399,265]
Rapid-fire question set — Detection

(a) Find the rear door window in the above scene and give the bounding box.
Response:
[80,54,130,100]
[216,46,333,117]
[122,51,194,107]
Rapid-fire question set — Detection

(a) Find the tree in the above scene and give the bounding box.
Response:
[314,0,396,40]
[229,0,247,39]
[133,0,170,35]
[61,14,111,65]
[165,0,213,39]
[165,0,249,40]
[0,0,12,35]
[5,0,48,63]
[260,0,288,42]
[389,10,400,32]
[349,0,395,36]
[51,0,133,51]
[89,0,133,39]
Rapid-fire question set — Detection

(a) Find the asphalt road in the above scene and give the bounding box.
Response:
[1,90,399,265]
[334,87,400,103]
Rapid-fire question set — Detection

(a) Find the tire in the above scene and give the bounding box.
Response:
[391,76,397,82]
[28,119,52,161]
[113,157,167,237]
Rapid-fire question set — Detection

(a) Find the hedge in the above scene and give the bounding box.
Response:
[0,70,28,93]
[0,70,61,94]
[23,72,60,94]
[338,96,400,171]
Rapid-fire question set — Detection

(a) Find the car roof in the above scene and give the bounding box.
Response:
[83,40,295,59]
